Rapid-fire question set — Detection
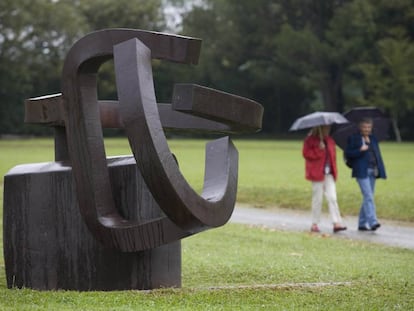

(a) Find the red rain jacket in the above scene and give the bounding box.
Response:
[302,134,338,182]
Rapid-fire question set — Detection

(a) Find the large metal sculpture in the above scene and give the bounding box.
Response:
[3,29,263,291]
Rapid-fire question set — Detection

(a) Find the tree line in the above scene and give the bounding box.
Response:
[1,0,413,139]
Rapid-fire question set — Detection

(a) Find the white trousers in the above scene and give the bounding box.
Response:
[311,174,343,225]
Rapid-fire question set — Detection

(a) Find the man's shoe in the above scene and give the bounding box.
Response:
[371,223,381,231]
[358,226,369,231]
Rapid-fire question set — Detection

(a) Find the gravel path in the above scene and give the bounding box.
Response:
[230,204,414,250]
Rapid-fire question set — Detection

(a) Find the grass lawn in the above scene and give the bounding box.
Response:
[1,137,413,221]
[0,137,413,310]
[0,223,413,310]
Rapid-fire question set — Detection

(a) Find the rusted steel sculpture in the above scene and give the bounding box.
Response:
[3,29,263,291]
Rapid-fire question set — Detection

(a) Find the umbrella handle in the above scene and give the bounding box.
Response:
[317,126,325,149]
[318,126,323,141]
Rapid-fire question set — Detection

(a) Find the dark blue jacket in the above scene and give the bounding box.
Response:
[345,133,386,179]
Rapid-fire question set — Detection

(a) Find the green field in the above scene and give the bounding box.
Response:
[1,137,413,220]
[0,223,413,310]
[0,138,413,310]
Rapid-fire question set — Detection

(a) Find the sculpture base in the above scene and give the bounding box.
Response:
[3,156,181,291]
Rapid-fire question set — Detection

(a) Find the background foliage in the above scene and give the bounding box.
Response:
[1,0,414,138]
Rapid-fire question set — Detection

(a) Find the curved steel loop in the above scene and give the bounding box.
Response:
[114,38,238,232]
[61,29,202,251]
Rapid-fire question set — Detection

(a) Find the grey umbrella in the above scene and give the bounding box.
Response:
[289,111,349,131]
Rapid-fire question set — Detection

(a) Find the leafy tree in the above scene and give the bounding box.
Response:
[0,0,168,134]
[173,0,379,132]
[358,33,414,141]
[174,0,314,132]
[0,0,87,134]
[354,0,414,141]
[76,0,166,101]
[79,0,165,31]
[174,0,414,137]
[2,0,414,138]
[273,0,377,114]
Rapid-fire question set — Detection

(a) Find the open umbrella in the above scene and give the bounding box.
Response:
[331,107,390,150]
[289,111,349,131]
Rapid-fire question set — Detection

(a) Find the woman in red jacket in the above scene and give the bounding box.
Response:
[303,125,347,233]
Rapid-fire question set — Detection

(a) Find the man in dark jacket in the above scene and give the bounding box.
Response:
[345,118,386,231]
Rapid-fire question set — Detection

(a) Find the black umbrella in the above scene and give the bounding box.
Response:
[331,107,390,150]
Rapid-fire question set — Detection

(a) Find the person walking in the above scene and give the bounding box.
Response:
[345,118,386,231]
[303,125,347,233]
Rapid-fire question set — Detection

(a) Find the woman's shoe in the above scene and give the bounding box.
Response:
[333,225,347,233]
[310,224,320,233]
